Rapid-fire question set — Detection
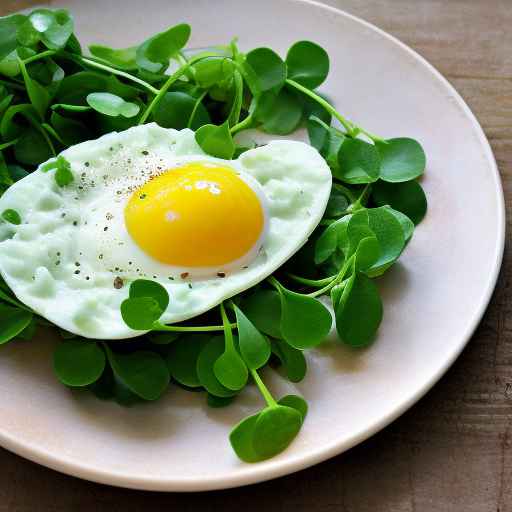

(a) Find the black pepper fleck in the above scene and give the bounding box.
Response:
[217,272,226,278]
[188,283,192,289]
[73,221,78,226]
[141,150,149,156]
[74,270,80,275]
[84,162,90,167]
[139,194,147,200]
[103,227,108,231]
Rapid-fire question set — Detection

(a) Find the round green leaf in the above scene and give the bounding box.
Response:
[354,236,380,271]
[89,44,137,70]
[314,216,350,265]
[337,138,380,184]
[229,411,262,463]
[278,287,332,349]
[86,92,140,118]
[196,336,237,398]
[14,127,52,166]
[0,304,33,344]
[233,304,271,370]
[213,348,248,391]
[167,333,209,387]
[377,138,426,182]
[278,395,308,421]
[245,47,286,92]
[325,188,350,217]
[193,57,234,89]
[255,88,303,135]
[383,206,414,243]
[252,405,303,459]
[271,339,307,383]
[195,121,235,159]
[154,91,210,130]
[286,40,329,89]
[54,340,106,387]
[241,289,282,339]
[105,346,170,400]
[120,297,163,330]
[2,208,21,225]
[335,271,383,347]
[129,279,169,311]
[372,179,427,225]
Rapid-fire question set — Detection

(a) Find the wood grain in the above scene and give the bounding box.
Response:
[0,1,510,510]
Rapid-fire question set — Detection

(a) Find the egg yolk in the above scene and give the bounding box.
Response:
[124,163,265,268]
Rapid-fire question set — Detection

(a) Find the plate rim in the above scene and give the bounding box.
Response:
[0,0,505,492]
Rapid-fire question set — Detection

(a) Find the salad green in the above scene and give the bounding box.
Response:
[0,9,427,463]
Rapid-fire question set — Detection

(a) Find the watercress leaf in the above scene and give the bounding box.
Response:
[195,121,235,159]
[196,335,238,397]
[16,19,40,47]
[105,346,170,400]
[0,303,33,344]
[372,179,427,225]
[278,286,332,349]
[227,70,243,127]
[335,271,382,346]
[330,283,344,310]
[337,138,380,184]
[86,92,140,118]
[41,155,74,187]
[207,393,235,408]
[193,56,234,89]
[31,9,74,50]
[354,235,380,271]
[8,164,28,182]
[346,210,374,256]
[129,279,169,311]
[271,338,307,382]
[252,405,303,459]
[245,47,286,92]
[277,395,308,420]
[376,138,426,182]
[17,318,36,340]
[286,40,329,89]
[136,23,191,73]
[325,187,350,217]
[18,59,50,119]
[214,345,248,391]
[1,208,21,225]
[383,206,414,243]
[254,88,303,135]
[166,333,209,388]
[88,363,115,400]
[315,216,350,265]
[14,127,52,166]
[154,91,210,130]
[50,111,92,146]
[0,14,25,61]
[233,303,271,370]
[229,411,263,463]
[89,44,138,70]
[53,339,106,387]
[120,297,163,330]
[64,33,82,55]
[51,103,91,113]
[307,115,328,151]
[241,289,282,339]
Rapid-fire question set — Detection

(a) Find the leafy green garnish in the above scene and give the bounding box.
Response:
[86,92,140,118]
[195,121,235,159]
[1,208,21,224]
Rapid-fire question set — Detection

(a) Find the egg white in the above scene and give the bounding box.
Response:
[0,124,332,339]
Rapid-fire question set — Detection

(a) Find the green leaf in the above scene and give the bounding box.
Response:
[120,297,163,330]
[193,56,234,88]
[335,271,383,346]
[286,40,329,89]
[14,127,52,166]
[384,206,414,243]
[245,47,286,92]
[229,411,262,463]
[28,9,74,50]
[314,216,350,264]
[207,393,235,408]
[50,111,92,146]
[41,155,74,187]
[136,23,191,73]
[233,303,270,370]
[89,44,137,70]
[8,164,28,182]
[372,179,427,225]
[325,188,350,217]
[196,335,238,397]
[0,14,25,61]
[1,208,21,225]
[195,121,235,159]
[148,332,180,345]
[377,138,426,182]
[153,91,210,130]
[18,59,50,120]
[105,346,170,400]
[271,338,307,382]
[86,92,140,118]
[53,339,106,387]
[255,88,303,135]
[354,236,380,271]
[129,279,169,311]
[252,405,303,459]
[337,138,380,184]
[0,303,33,344]
[277,285,332,349]
[241,289,282,339]
[166,333,209,388]
[278,395,308,420]
[213,346,248,391]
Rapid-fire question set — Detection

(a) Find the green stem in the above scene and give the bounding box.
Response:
[250,368,277,408]
[333,182,357,203]
[77,55,160,95]
[153,322,236,332]
[267,275,282,291]
[220,302,235,351]
[348,184,371,212]
[308,255,354,298]
[41,123,65,146]
[230,113,253,134]
[187,89,208,129]
[286,78,356,136]
[0,138,19,151]
[0,78,25,91]
[138,53,218,125]
[286,273,336,288]
[22,50,56,65]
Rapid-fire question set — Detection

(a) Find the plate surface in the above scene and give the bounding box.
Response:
[0,0,504,491]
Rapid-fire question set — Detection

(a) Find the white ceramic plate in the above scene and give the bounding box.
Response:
[0,0,504,491]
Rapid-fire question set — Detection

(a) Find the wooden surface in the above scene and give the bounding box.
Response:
[0,1,511,510]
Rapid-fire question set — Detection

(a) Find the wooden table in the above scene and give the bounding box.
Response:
[0,1,510,510]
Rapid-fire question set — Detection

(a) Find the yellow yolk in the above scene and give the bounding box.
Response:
[124,163,265,268]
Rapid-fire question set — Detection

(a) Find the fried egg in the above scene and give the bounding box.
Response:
[0,124,331,339]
